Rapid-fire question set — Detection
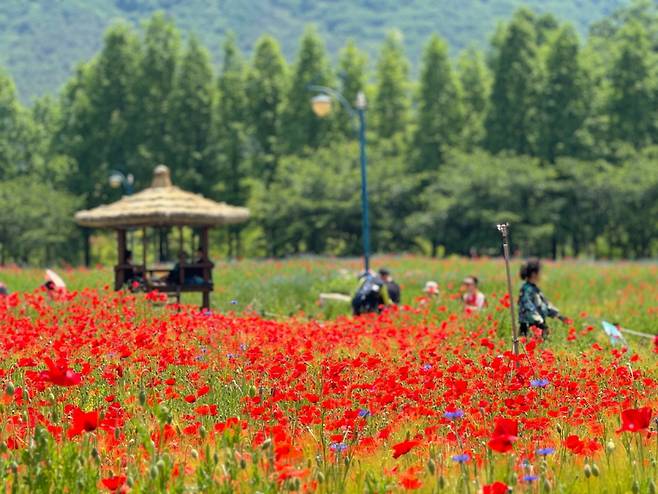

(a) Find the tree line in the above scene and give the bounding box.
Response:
[0,2,656,265]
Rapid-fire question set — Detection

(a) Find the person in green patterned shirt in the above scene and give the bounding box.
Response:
[518,259,568,339]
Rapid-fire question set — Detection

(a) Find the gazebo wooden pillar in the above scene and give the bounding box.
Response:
[115,229,127,290]
[74,165,249,309]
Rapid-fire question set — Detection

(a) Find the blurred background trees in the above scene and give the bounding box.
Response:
[0,2,656,265]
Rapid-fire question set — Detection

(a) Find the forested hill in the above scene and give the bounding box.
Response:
[1,0,628,101]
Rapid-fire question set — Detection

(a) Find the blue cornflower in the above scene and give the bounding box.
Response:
[421,363,432,371]
[330,442,348,453]
[358,409,371,418]
[536,447,555,456]
[226,353,238,359]
[523,475,538,483]
[230,299,238,305]
[451,453,470,463]
[530,378,550,388]
[444,409,465,420]
[239,343,248,351]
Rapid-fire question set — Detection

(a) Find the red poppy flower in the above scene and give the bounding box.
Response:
[616,407,653,433]
[492,418,518,437]
[483,481,509,494]
[392,439,420,459]
[40,358,81,387]
[68,407,99,438]
[488,435,515,453]
[488,417,518,453]
[101,475,126,491]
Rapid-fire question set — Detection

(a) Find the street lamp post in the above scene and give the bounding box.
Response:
[310,86,370,273]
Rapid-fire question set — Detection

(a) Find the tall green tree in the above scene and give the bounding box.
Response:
[411,35,463,171]
[60,23,140,208]
[280,27,334,154]
[485,9,540,155]
[458,48,491,152]
[607,20,655,149]
[246,35,287,187]
[134,12,180,184]
[373,30,410,140]
[337,40,368,138]
[57,23,140,265]
[538,25,588,162]
[0,71,29,179]
[216,34,249,257]
[168,36,215,196]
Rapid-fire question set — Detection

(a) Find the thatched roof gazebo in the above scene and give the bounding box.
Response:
[75,165,249,308]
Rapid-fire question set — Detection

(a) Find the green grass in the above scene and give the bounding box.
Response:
[2,255,655,333]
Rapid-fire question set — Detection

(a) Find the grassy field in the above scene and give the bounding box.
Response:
[1,255,656,332]
[0,256,656,492]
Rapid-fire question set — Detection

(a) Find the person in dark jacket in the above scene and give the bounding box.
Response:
[379,268,401,304]
[518,259,567,339]
[352,271,391,315]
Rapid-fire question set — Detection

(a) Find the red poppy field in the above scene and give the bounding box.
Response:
[0,258,657,493]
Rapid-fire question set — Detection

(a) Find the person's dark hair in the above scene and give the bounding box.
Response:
[125,249,133,260]
[520,259,541,281]
[469,276,479,286]
[378,268,390,277]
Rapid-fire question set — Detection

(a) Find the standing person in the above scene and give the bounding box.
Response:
[461,276,486,311]
[352,271,391,316]
[378,268,401,304]
[518,259,567,339]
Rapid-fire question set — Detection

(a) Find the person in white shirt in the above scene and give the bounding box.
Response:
[461,276,486,311]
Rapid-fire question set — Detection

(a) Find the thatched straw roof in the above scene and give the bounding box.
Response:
[75,165,250,228]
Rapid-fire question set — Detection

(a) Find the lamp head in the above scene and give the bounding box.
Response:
[355,91,367,110]
[311,94,332,117]
[109,172,123,189]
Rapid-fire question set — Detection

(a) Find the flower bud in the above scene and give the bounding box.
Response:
[543,478,552,492]
[606,440,615,453]
[428,458,436,475]
[649,480,656,494]
[583,464,592,478]
[632,480,640,494]
[191,449,199,460]
[591,464,599,477]
[139,389,146,406]
[5,382,14,396]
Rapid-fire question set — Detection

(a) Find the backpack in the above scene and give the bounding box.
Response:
[352,276,385,315]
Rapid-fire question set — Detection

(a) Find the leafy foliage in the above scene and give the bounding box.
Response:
[0,2,656,265]
[0,0,632,101]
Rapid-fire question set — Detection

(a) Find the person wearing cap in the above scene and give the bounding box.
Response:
[461,276,486,311]
[378,268,400,304]
[423,281,440,298]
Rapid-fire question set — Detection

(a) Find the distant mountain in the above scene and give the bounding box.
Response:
[1,0,628,101]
